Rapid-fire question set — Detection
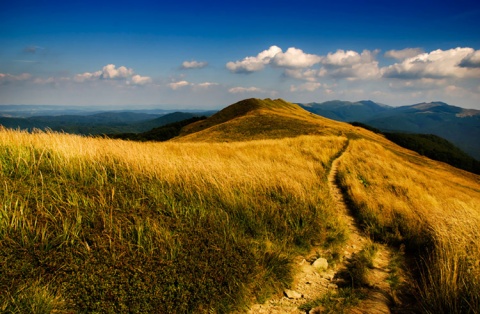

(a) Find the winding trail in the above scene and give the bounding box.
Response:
[247,141,397,314]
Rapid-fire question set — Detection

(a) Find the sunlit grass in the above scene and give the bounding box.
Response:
[0,128,348,312]
[336,138,480,313]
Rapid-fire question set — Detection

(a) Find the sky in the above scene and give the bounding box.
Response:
[1,0,480,110]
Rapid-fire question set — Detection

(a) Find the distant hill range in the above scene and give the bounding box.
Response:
[299,100,480,160]
[0,110,215,135]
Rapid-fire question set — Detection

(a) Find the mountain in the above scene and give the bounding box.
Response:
[174,98,361,142]
[298,100,480,160]
[299,100,391,122]
[364,102,480,160]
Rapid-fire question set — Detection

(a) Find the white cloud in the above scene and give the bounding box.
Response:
[271,47,321,68]
[226,46,282,73]
[72,64,154,85]
[384,48,424,60]
[289,82,322,92]
[101,64,134,79]
[321,50,380,80]
[381,47,480,79]
[321,49,374,67]
[228,86,264,93]
[459,50,480,68]
[168,80,191,90]
[181,60,208,69]
[325,49,378,65]
[130,75,152,85]
[74,71,102,82]
[226,45,322,73]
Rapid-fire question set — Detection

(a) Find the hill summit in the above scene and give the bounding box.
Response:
[175,98,352,142]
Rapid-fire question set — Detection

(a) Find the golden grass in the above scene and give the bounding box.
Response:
[175,98,358,143]
[336,138,480,312]
[0,128,348,312]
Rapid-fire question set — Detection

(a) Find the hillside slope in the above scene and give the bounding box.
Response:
[174,98,358,142]
[1,98,479,313]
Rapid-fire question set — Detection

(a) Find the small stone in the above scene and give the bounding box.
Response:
[284,289,302,299]
[312,257,329,271]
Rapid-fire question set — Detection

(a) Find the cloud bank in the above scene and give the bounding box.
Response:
[382,48,480,79]
[3,46,480,109]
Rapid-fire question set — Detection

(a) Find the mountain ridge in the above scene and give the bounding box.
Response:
[298,100,480,159]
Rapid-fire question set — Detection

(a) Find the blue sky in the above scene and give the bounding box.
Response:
[1,0,480,109]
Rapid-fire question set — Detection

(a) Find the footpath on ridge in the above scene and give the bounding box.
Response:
[247,140,405,314]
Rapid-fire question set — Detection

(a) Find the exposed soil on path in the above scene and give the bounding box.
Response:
[246,142,411,314]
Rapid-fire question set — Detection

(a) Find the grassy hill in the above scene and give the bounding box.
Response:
[175,98,360,142]
[1,98,479,313]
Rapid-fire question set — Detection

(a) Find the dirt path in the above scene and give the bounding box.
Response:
[247,142,397,314]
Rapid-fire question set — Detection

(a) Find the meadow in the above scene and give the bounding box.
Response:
[0,128,348,313]
[1,97,480,314]
[337,138,480,313]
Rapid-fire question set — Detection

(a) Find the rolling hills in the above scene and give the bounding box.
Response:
[299,100,480,160]
[1,98,479,313]
[0,110,213,135]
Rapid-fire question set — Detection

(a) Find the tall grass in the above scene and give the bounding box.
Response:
[0,129,348,313]
[336,138,480,313]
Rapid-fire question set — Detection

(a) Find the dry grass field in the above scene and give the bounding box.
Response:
[337,138,480,313]
[1,98,479,313]
[0,128,348,312]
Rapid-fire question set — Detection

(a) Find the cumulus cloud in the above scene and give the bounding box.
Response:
[226,46,322,73]
[322,49,378,67]
[459,50,480,68]
[181,60,208,69]
[290,82,322,92]
[384,48,424,60]
[226,46,282,73]
[228,86,264,93]
[168,80,191,90]
[320,49,380,80]
[101,64,134,79]
[71,64,153,86]
[271,47,321,68]
[382,47,480,79]
[130,75,152,85]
